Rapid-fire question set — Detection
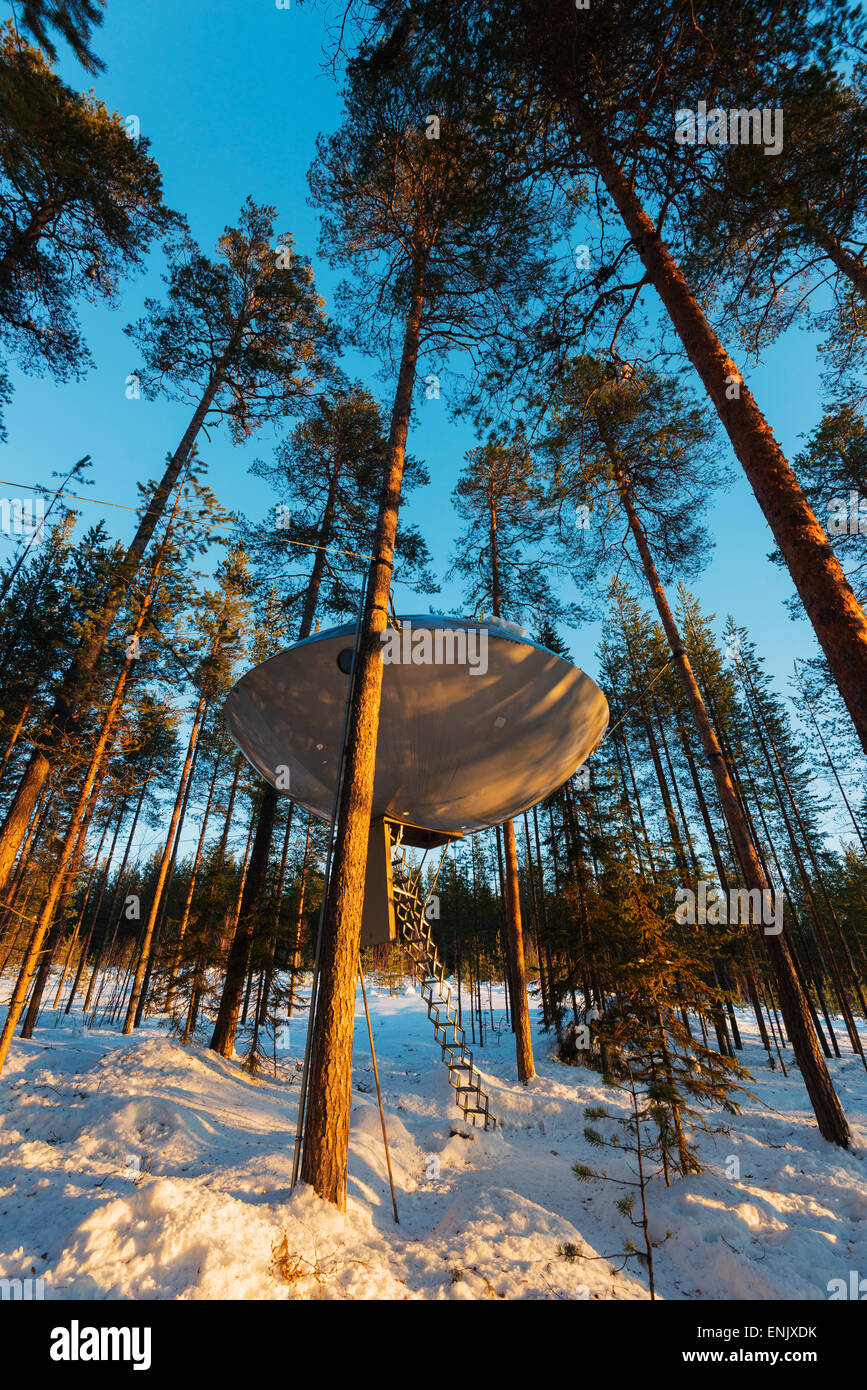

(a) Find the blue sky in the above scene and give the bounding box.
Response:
[0,0,850,832]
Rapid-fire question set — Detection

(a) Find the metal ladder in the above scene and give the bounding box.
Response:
[391,846,496,1131]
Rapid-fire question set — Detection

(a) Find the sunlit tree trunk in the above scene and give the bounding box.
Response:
[613,468,851,1145]
[502,818,535,1081]
[571,102,867,756]
[122,693,208,1033]
[300,274,425,1207]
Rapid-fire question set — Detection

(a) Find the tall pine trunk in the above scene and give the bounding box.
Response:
[20,804,99,1038]
[797,212,867,302]
[490,511,535,1079]
[570,101,867,755]
[63,800,126,1013]
[614,469,850,1145]
[122,693,208,1032]
[300,272,425,1208]
[209,786,278,1055]
[164,746,223,1012]
[503,818,535,1081]
[81,767,152,1017]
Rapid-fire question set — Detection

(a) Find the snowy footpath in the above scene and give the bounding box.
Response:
[0,983,864,1300]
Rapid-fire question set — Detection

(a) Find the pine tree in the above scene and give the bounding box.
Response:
[0,472,203,1068]
[392,0,867,756]
[449,427,576,1083]
[12,0,105,72]
[0,200,332,898]
[299,41,556,1206]
[0,24,176,394]
[249,384,436,631]
[781,406,867,605]
[683,59,867,355]
[543,357,852,1144]
[122,543,253,1033]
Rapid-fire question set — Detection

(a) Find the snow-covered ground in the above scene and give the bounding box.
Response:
[0,979,864,1300]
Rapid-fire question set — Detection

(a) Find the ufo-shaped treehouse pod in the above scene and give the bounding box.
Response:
[224,616,609,946]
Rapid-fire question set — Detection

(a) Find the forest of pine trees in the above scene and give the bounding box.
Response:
[0,0,866,1318]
